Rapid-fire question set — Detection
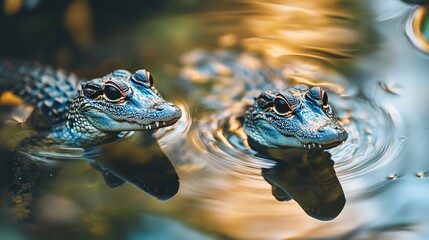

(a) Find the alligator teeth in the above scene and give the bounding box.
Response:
[312,143,316,148]
[307,144,311,149]
[155,122,159,127]
[319,144,322,148]
[163,122,166,126]
[148,125,151,130]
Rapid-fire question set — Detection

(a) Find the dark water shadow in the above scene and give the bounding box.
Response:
[256,148,346,221]
[91,132,180,201]
[1,131,179,221]
[3,150,62,222]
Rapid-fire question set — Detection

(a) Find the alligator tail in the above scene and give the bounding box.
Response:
[0,59,81,125]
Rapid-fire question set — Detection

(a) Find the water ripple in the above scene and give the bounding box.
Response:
[178,57,404,196]
[328,94,404,191]
[177,88,404,195]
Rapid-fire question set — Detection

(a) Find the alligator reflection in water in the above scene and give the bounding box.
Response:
[257,148,345,221]
[94,132,179,201]
[172,45,402,238]
[2,131,180,220]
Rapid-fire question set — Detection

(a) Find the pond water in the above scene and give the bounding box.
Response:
[1,0,429,239]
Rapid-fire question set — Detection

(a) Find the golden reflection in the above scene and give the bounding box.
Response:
[169,1,365,234]
[243,0,361,65]
[408,5,429,53]
[64,0,94,48]
[204,0,364,67]
[3,0,23,16]
[218,34,238,48]
[0,91,23,105]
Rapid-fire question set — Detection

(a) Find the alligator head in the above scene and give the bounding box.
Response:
[244,84,347,150]
[77,69,182,132]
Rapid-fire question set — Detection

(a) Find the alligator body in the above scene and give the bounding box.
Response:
[0,60,182,220]
[179,50,348,220]
[181,51,347,150]
[244,85,348,150]
[0,60,182,147]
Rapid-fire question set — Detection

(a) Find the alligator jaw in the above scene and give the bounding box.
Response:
[301,141,345,150]
[136,117,180,131]
[113,116,180,131]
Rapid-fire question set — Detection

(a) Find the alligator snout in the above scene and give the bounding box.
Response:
[317,123,339,132]
[151,102,182,125]
[154,102,178,111]
[316,123,347,143]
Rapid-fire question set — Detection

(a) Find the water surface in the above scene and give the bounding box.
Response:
[1,0,429,239]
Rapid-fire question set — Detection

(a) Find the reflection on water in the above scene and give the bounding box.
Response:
[199,0,367,67]
[154,75,401,237]
[96,133,179,201]
[3,129,180,220]
[406,5,429,54]
[258,148,345,221]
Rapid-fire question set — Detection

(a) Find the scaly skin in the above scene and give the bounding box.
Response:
[0,60,182,146]
[244,84,347,150]
[180,51,347,150]
[51,68,182,147]
[0,60,182,220]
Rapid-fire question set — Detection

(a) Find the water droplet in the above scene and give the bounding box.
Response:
[416,172,426,178]
[388,174,399,180]
[399,135,409,141]
[378,81,403,95]
[364,128,372,135]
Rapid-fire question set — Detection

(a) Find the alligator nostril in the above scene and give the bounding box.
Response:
[318,126,327,132]
[155,105,165,111]
[318,124,339,133]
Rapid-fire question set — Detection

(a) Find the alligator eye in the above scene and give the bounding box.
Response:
[308,86,328,107]
[322,91,328,106]
[83,83,102,99]
[148,73,154,87]
[257,93,274,109]
[132,69,153,87]
[104,85,124,102]
[258,98,271,109]
[273,96,293,116]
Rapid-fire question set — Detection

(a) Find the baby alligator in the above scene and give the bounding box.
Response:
[181,51,347,151]
[0,60,181,146]
[245,85,348,150]
[0,60,181,220]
